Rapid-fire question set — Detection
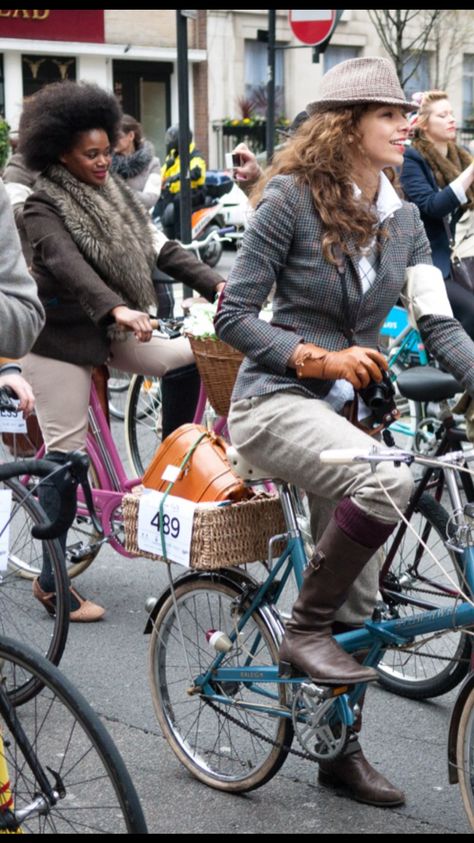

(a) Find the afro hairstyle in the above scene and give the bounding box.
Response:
[18,80,123,173]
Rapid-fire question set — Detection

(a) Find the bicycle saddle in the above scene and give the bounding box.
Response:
[227,446,274,483]
[396,366,462,402]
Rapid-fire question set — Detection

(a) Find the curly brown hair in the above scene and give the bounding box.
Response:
[250,106,388,263]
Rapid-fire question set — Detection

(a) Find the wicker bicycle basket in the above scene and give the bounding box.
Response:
[122,488,286,570]
[187,335,244,418]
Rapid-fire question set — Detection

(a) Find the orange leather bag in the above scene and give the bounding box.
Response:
[141,423,251,503]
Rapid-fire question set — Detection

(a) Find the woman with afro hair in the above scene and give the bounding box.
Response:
[18,80,225,622]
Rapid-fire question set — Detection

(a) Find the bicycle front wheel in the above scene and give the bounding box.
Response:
[149,576,293,793]
[125,374,162,477]
[0,637,147,834]
[378,493,470,700]
[0,478,69,704]
[456,683,474,831]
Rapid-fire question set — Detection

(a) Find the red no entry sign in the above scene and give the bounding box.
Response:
[288,9,337,46]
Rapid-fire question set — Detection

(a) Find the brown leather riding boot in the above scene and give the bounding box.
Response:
[318,739,405,807]
[279,517,379,685]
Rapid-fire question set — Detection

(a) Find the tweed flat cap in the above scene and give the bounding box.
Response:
[307,57,417,114]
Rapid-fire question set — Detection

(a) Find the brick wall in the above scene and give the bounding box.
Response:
[105,10,197,48]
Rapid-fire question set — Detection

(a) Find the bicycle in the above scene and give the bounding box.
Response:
[0,388,93,698]
[0,635,148,833]
[143,441,474,800]
[0,421,148,832]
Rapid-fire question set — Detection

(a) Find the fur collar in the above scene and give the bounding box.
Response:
[36,165,157,317]
[111,141,155,179]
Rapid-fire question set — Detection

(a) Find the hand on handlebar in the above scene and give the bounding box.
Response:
[110,306,153,343]
[293,344,388,390]
[0,373,35,416]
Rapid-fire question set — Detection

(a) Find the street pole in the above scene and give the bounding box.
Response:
[266,8,276,166]
[176,10,193,298]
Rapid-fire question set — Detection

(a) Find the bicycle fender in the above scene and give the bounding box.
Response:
[447,671,474,784]
[143,567,261,634]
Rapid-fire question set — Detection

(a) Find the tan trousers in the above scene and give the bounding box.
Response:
[22,334,193,453]
[228,390,414,626]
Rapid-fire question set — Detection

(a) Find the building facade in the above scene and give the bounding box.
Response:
[2,10,474,170]
[0,9,208,163]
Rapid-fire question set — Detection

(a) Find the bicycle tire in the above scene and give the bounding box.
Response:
[107,368,132,421]
[148,576,293,793]
[378,492,470,700]
[0,478,69,704]
[125,374,163,477]
[0,636,147,833]
[455,683,474,831]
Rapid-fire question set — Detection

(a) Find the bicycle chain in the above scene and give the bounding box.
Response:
[204,696,317,762]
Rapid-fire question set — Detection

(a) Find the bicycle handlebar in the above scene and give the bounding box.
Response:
[0,451,100,540]
[179,225,237,252]
[319,447,474,469]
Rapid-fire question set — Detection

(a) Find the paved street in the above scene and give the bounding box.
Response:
[53,246,471,834]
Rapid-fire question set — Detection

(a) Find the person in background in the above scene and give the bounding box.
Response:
[112,114,173,316]
[111,114,162,210]
[156,124,207,239]
[400,90,474,339]
[216,56,474,808]
[3,139,39,265]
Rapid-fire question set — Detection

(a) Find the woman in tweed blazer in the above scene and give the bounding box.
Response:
[216,57,474,808]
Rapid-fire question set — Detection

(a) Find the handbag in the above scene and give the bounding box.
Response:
[141,423,251,503]
[444,216,474,294]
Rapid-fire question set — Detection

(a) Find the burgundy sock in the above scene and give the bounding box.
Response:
[334,496,396,549]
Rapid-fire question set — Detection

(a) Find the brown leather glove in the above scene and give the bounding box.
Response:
[292,344,387,390]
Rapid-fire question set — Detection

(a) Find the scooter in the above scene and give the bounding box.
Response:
[152,171,233,268]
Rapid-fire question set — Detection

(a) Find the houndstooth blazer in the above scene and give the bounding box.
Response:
[215,174,474,401]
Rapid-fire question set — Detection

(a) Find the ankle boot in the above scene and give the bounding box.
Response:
[37,451,105,619]
[160,363,201,440]
[279,517,380,685]
[318,738,405,807]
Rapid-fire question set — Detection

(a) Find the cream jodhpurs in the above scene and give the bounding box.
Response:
[22,334,194,453]
[228,391,414,625]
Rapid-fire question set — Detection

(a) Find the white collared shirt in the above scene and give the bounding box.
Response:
[326,173,403,413]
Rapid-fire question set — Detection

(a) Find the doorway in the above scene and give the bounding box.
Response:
[113,60,172,163]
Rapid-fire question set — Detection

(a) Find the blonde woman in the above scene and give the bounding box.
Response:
[401,89,474,337]
[216,57,474,808]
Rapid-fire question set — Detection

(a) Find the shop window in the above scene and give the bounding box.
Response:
[323,45,361,73]
[22,55,76,98]
[463,55,474,124]
[244,40,285,118]
[403,53,430,102]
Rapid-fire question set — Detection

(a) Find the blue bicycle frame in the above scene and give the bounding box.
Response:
[192,480,474,729]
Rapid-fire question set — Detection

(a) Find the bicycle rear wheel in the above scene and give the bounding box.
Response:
[0,636,147,834]
[125,375,162,477]
[149,576,293,793]
[0,478,69,704]
[456,683,474,831]
[378,493,470,699]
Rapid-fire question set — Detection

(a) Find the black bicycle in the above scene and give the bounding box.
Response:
[0,389,148,832]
